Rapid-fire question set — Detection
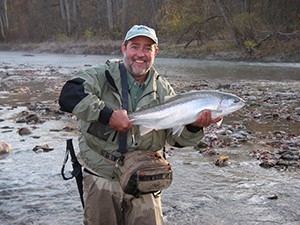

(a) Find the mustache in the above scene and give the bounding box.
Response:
[133,56,147,62]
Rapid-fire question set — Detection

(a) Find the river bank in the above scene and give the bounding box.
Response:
[0,38,299,62]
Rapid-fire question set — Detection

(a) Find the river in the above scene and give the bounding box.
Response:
[0,51,299,225]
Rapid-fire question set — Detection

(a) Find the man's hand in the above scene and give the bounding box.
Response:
[191,109,222,128]
[109,110,133,132]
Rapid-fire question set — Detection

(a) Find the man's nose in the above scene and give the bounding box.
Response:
[136,48,146,57]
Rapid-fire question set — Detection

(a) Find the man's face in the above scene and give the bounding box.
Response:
[121,36,158,79]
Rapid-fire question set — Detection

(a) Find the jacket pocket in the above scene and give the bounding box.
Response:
[87,122,111,141]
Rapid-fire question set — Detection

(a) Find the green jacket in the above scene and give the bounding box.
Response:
[59,59,204,179]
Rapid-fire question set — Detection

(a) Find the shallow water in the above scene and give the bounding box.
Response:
[0,106,82,225]
[163,146,300,225]
[0,51,299,225]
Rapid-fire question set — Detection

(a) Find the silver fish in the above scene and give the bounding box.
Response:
[129,90,245,136]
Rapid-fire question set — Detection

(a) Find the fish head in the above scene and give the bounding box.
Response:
[218,93,245,115]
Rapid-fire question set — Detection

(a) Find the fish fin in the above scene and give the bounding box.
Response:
[172,125,185,136]
[164,94,177,102]
[210,109,223,119]
[139,126,154,136]
[216,117,223,127]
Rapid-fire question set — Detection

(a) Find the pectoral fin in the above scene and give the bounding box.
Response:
[139,126,154,136]
[172,125,184,136]
[164,94,177,102]
[216,117,223,127]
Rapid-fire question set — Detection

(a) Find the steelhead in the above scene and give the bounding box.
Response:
[129,90,245,136]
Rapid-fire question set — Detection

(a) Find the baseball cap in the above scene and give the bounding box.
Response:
[124,25,158,44]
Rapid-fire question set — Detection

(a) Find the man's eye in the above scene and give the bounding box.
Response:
[145,47,152,51]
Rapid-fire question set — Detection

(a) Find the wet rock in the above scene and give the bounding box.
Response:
[17,127,32,136]
[16,112,41,124]
[49,125,77,132]
[259,159,277,168]
[199,147,219,155]
[25,113,40,123]
[1,125,14,133]
[293,107,300,115]
[0,141,12,159]
[214,155,230,167]
[246,95,257,101]
[231,131,248,141]
[250,145,300,170]
[32,144,54,153]
[217,83,231,89]
[267,194,278,200]
[31,136,41,139]
[280,151,299,160]
[273,130,286,139]
[271,112,280,119]
[200,123,250,149]
[252,112,262,119]
[197,141,209,149]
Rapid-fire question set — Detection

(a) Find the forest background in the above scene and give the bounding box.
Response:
[0,0,299,62]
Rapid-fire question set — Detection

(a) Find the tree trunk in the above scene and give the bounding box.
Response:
[72,0,77,21]
[3,0,8,28]
[64,0,72,35]
[0,16,4,39]
[121,0,127,34]
[106,0,113,31]
[60,0,66,20]
[150,0,158,26]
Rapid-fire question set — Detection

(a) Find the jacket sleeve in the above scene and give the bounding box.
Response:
[59,77,88,113]
[58,67,114,124]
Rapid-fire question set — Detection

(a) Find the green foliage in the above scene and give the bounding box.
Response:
[157,0,204,41]
[83,28,94,39]
[232,12,263,40]
[243,40,255,50]
[55,34,70,42]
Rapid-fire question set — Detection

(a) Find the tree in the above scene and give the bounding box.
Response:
[106,0,113,31]
[0,0,8,39]
[214,0,244,46]
[60,0,78,36]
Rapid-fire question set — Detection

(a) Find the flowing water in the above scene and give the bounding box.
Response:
[0,51,299,225]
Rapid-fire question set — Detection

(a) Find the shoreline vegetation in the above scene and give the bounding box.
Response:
[1,1,299,65]
[0,38,299,63]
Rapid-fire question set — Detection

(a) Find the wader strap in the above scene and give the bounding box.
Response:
[118,63,128,155]
[100,150,119,162]
[61,139,84,208]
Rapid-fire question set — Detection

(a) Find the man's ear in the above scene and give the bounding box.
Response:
[121,43,126,54]
[154,47,159,57]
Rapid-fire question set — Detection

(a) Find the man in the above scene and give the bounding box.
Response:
[59,25,220,225]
